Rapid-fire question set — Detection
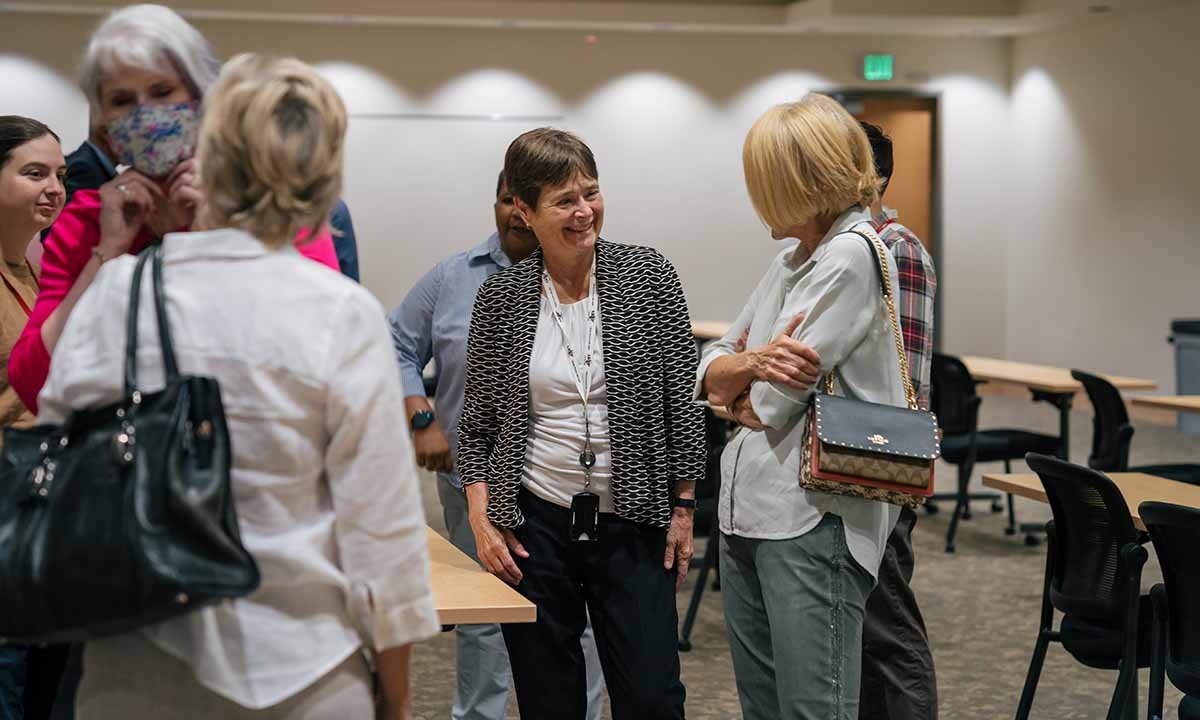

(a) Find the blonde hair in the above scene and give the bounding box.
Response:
[198,53,346,247]
[742,93,878,232]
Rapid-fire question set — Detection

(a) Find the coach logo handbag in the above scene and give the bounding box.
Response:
[799,227,939,510]
[0,245,259,644]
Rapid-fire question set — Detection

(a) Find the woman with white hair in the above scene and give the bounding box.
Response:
[9,3,340,415]
[38,52,439,719]
[60,2,218,201]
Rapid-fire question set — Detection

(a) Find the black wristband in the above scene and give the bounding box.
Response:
[671,497,696,509]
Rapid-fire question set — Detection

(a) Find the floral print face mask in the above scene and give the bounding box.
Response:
[105,100,200,179]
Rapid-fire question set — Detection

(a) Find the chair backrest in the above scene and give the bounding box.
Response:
[1026,453,1141,621]
[931,353,978,436]
[1139,501,1200,697]
[1071,369,1134,472]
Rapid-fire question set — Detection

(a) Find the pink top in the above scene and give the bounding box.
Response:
[9,190,341,413]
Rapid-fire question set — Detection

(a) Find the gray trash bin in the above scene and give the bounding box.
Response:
[1171,319,1200,436]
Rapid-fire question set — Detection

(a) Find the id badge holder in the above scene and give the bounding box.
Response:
[569,491,600,542]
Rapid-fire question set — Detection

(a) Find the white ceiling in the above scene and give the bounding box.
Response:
[1,0,1191,37]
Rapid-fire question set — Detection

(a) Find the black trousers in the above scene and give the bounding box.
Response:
[859,507,939,719]
[501,492,686,720]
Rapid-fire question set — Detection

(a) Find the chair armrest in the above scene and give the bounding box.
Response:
[1118,542,1149,576]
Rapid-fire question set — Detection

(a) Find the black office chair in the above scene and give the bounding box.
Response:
[1140,501,1200,720]
[929,353,1061,552]
[678,407,727,652]
[1072,370,1200,486]
[1016,454,1154,720]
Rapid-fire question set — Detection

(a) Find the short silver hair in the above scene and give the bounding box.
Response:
[79,4,220,126]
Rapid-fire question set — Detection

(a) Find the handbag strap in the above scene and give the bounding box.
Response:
[820,225,918,411]
[122,245,180,404]
[150,245,180,381]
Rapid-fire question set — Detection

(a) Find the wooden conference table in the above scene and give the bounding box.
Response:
[959,356,1156,461]
[981,472,1200,531]
[692,321,732,343]
[426,527,536,625]
[1130,395,1200,413]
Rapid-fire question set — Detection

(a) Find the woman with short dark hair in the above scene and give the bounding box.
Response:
[458,127,705,719]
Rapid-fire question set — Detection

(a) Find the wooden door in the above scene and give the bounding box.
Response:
[855,97,935,252]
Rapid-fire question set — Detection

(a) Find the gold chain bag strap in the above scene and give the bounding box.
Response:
[798,225,939,510]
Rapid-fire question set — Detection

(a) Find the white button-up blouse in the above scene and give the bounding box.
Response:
[38,228,440,709]
[695,207,905,579]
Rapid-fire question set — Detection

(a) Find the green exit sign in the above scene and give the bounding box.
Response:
[863,54,894,81]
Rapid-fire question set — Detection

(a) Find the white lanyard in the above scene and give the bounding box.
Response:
[542,256,600,488]
[542,258,599,407]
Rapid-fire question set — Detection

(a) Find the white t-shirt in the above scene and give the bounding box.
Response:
[522,293,615,513]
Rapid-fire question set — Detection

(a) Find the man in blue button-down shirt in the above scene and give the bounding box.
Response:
[389,171,604,720]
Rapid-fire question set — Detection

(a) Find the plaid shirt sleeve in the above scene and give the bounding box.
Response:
[880,226,937,411]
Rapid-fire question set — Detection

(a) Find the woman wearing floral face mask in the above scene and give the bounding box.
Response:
[8,3,340,413]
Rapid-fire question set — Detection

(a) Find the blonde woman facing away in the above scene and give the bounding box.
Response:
[37,54,439,720]
[696,94,907,720]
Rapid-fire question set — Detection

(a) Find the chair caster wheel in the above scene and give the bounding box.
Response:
[962,510,973,521]
[991,501,1004,513]
[1005,527,1017,536]
[924,503,939,515]
[1024,534,1042,547]
[678,640,692,652]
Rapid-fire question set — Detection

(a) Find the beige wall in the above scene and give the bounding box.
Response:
[1008,2,1200,391]
[0,13,1013,354]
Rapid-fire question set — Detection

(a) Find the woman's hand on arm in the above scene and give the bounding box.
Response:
[375,645,414,720]
[465,482,528,586]
[703,313,820,406]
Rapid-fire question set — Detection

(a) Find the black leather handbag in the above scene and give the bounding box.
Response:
[0,245,259,644]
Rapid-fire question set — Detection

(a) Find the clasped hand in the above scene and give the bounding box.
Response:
[741,314,821,396]
[97,159,202,256]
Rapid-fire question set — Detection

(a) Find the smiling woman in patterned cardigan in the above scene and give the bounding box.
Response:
[457,127,705,720]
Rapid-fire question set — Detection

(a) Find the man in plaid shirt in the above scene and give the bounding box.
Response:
[858,122,939,720]
[876,214,937,411]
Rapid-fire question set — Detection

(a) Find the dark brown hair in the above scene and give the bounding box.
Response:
[0,116,60,170]
[503,128,599,209]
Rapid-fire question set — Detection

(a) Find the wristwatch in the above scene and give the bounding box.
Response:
[670,497,697,509]
[410,409,435,431]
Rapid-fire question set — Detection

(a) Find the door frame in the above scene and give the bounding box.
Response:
[828,88,943,352]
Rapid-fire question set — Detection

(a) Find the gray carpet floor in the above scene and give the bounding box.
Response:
[411,394,1198,719]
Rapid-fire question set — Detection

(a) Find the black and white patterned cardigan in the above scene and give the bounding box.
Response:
[457,239,706,530]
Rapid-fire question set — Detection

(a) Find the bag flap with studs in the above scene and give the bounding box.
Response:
[811,394,940,461]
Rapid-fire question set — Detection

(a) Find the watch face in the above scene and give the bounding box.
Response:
[411,410,435,430]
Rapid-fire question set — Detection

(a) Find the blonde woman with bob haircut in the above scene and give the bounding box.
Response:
[694,93,908,720]
[38,54,439,720]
